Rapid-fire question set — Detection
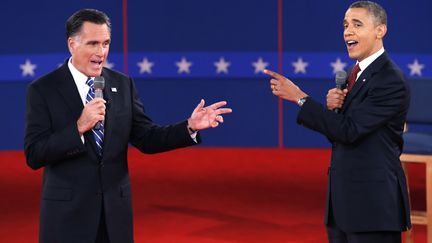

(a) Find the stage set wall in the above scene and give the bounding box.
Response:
[1,0,431,151]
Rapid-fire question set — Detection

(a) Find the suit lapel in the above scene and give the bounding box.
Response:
[54,66,122,157]
[54,61,100,157]
[342,52,390,112]
[100,69,117,156]
[54,62,84,120]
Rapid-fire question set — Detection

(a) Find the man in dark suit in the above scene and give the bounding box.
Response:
[24,9,232,243]
[264,1,410,242]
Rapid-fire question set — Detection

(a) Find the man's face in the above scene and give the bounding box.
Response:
[343,7,386,62]
[68,22,110,77]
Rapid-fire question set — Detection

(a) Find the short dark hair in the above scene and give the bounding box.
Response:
[349,1,387,25]
[66,9,111,39]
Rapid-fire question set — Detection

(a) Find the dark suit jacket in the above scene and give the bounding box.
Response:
[24,61,200,243]
[297,52,411,232]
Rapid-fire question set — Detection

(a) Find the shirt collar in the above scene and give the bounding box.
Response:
[358,47,385,72]
[68,57,93,85]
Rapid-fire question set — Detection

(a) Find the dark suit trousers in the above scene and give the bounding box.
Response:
[326,203,401,243]
[95,201,110,243]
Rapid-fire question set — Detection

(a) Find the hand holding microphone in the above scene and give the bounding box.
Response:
[77,76,106,135]
[93,76,105,130]
[327,71,348,113]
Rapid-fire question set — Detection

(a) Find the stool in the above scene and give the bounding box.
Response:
[401,132,432,243]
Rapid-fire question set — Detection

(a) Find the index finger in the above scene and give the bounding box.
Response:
[334,89,346,95]
[209,101,228,110]
[88,98,106,105]
[263,69,285,80]
[215,108,233,115]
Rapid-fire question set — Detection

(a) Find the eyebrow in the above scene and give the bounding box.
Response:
[343,18,363,25]
[352,18,363,24]
[85,39,111,45]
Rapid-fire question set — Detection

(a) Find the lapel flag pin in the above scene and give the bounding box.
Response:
[111,87,117,92]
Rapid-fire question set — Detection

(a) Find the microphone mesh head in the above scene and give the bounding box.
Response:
[335,71,347,86]
[94,76,105,90]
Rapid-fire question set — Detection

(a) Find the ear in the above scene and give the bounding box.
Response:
[376,24,387,39]
[67,37,75,55]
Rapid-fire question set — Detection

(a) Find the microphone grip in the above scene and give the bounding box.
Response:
[95,89,103,99]
[94,121,103,130]
[334,70,347,114]
[94,88,104,130]
[333,85,344,114]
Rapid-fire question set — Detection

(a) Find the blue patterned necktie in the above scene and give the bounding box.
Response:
[86,78,104,155]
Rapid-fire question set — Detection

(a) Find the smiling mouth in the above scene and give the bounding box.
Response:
[346,40,358,49]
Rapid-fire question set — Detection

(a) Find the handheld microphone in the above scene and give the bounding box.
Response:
[334,71,347,114]
[93,76,105,130]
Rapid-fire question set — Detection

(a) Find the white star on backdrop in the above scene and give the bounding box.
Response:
[214,57,231,74]
[292,57,309,74]
[176,57,192,74]
[20,59,37,77]
[407,59,425,76]
[252,57,269,74]
[330,58,347,74]
[137,57,154,74]
[103,59,114,69]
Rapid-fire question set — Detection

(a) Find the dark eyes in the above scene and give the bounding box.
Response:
[343,23,362,29]
[88,41,110,47]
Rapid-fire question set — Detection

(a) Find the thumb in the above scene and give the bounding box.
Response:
[193,99,205,113]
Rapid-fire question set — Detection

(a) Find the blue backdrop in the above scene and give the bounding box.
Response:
[1,0,431,150]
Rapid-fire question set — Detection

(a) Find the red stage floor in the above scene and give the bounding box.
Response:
[0,148,426,242]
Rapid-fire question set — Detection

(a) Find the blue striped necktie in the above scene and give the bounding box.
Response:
[86,78,104,155]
